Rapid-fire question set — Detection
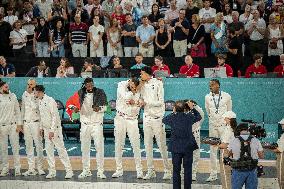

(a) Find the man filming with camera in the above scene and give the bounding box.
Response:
[227,123,264,189]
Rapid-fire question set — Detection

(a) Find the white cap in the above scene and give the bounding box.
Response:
[222,111,236,119]
[279,118,284,125]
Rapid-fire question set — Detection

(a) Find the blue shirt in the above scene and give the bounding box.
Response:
[0,64,15,76]
[136,24,155,44]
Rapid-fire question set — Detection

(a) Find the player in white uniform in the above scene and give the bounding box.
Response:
[34,85,73,179]
[274,118,284,189]
[139,66,172,180]
[205,79,232,181]
[21,79,45,176]
[0,81,22,177]
[112,78,143,179]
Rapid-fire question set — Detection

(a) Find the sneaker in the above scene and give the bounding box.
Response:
[143,170,156,180]
[97,171,106,179]
[15,168,21,176]
[162,170,172,180]
[0,168,9,177]
[112,170,123,178]
[206,175,218,182]
[38,169,46,175]
[192,174,197,181]
[46,171,56,179]
[78,170,92,179]
[22,169,37,176]
[137,171,144,179]
[65,171,74,179]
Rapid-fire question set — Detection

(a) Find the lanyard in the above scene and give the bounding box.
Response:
[212,91,221,114]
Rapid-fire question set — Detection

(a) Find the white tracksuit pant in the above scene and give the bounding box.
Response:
[143,115,170,172]
[80,122,104,172]
[276,152,284,189]
[0,124,21,170]
[24,122,44,170]
[43,127,72,172]
[114,115,142,172]
[209,123,226,176]
[192,129,201,175]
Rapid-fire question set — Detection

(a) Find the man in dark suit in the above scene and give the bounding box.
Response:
[25,60,51,77]
[162,100,201,189]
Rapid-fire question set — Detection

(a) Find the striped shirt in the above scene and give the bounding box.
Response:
[69,22,88,43]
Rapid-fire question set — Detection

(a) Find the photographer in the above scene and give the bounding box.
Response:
[227,123,264,189]
[273,119,284,189]
[162,100,201,189]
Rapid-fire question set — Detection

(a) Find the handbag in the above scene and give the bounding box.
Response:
[187,25,201,49]
[190,43,207,58]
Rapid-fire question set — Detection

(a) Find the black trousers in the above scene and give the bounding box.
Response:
[172,151,194,189]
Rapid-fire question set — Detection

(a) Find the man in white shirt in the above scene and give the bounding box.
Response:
[66,78,108,179]
[139,66,171,180]
[273,118,284,189]
[21,79,45,176]
[34,85,73,179]
[205,79,232,182]
[112,78,143,179]
[0,81,22,177]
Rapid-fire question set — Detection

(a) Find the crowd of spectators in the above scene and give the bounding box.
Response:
[0,0,284,78]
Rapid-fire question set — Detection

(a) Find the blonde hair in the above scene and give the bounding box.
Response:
[191,14,200,24]
[215,13,223,23]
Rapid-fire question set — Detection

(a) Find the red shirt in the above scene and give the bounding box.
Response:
[111,13,126,26]
[245,64,267,78]
[152,64,171,75]
[274,65,284,77]
[179,64,200,77]
[216,64,233,77]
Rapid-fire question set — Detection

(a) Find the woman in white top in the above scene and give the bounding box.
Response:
[56,58,75,78]
[239,4,253,25]
[89,15,104,57]
[107,18,123,57]
[9,20,28,57]
[223,3,233,24]
[4,7,18,26]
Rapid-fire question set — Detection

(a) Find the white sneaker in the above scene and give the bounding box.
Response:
[206,175,218,182]
[22,169,37,176]
[137,171,144,179]
[97,171,106,179]
[46,171,56,179]
[162,170,172,180]
[38,169,46,175]
[192,174,197,181]
[65,171,74,179]
[0,168,9,177]
[78,170,92,179]
[15,168,21,176]
[143,170,156,180]
[112,170,123,178]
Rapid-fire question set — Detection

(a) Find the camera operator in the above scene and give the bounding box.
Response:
[273,118,284,189]
[162,100,201,189]
[227,123,264,189]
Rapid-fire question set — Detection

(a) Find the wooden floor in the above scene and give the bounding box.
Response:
[10,156,276,173]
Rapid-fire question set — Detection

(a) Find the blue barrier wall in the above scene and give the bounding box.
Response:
[3,78,284,130]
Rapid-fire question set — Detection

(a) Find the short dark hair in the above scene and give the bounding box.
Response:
[130,77,140,87]
[253,54,263,61]
[175,100,185,112]
[35,85,45,92]
[0,81,6,88]
[125,13,132,17]
[83,77,93,85]
[141,66,152,75]
[135,52,143,58]
[142,15,148,19]
[237,123,249,132]
[84,58,94,64]
[210,79,220,86]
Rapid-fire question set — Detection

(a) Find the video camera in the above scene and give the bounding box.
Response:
[240,119,266,139]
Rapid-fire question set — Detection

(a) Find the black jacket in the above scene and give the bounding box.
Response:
[78,87,107,108]
[162,109,201,153]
